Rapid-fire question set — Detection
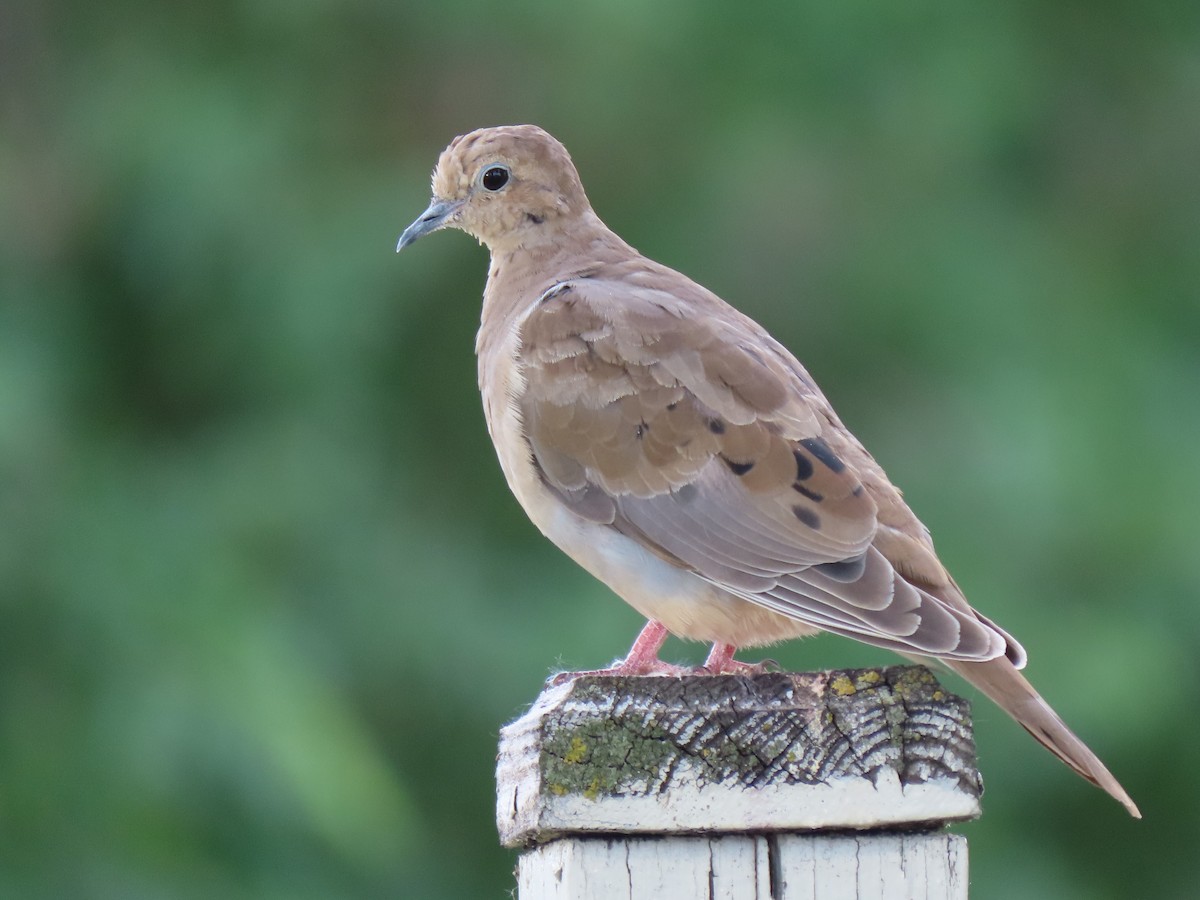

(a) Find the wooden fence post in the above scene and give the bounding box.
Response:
[496,666,980,900]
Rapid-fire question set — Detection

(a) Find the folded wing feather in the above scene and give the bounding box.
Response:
[519,267,1019,663]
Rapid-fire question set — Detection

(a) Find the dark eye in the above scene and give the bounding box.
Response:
[481,165,510,192]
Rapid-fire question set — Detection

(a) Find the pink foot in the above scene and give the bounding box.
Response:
[549,620,689,685]
[702,642,778,675]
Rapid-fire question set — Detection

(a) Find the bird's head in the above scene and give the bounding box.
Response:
[397,125,589,254]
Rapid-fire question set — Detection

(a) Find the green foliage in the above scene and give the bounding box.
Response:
[2,1,1197,896]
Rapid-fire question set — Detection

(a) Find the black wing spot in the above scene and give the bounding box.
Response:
[793,449,814,481]
[722,456,754,476]
[799,437,845,473]
[792,505,821,530]
[793,483,823,502]
[675,483,699,503]
[707,419,726,434]
[814,554,867,583]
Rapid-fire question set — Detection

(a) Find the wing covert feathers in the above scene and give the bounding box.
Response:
[520,273,1020,665]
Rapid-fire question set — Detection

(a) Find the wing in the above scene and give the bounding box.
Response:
[519,267,1022,663]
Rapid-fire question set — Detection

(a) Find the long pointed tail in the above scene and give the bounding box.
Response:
[946,657,1141,818]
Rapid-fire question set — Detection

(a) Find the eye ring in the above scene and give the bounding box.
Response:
[480,165,510,192]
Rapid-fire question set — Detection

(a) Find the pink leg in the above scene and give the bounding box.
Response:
[622,620,671,671]
[549,620,689,685]
[703,642,738,672]
[703,642,776,675]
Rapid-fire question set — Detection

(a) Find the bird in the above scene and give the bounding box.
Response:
[396,124,1139,817]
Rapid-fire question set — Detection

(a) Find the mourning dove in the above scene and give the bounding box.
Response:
[397,124,1139,817]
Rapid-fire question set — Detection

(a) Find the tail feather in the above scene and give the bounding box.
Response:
[946,657,1141,818]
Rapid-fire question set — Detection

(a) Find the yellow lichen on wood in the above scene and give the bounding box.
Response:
[563,736,588,765]
[830,674,857,696]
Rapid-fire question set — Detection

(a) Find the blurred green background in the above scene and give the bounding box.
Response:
[2,0,1197,897]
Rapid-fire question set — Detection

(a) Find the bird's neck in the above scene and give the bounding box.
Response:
[475,210,635,362]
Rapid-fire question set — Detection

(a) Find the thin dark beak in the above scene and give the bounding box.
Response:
[396,198,463,251]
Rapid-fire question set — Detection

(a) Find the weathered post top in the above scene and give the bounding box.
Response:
[497,666,979,899]
[499,665,980,846]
